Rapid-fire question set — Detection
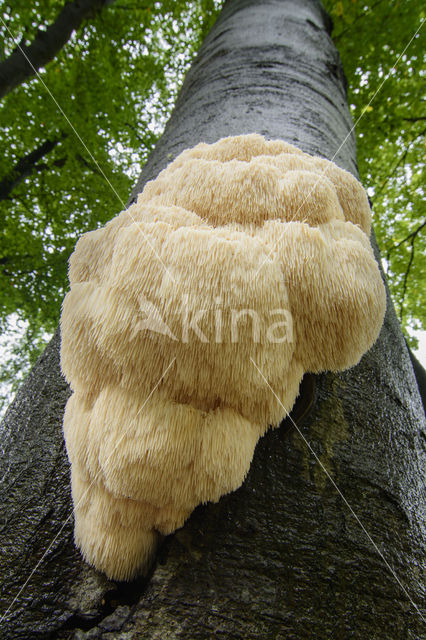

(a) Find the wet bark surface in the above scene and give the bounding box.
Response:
[1,0,425,638]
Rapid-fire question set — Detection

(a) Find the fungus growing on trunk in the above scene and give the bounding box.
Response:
[60,134,386,580]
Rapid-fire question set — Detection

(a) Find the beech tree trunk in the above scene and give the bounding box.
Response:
[1,1,425,638]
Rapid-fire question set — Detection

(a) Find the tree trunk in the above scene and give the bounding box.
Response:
[0,0,424,638]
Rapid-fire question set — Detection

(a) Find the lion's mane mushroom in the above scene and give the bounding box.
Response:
[60,134,386,580]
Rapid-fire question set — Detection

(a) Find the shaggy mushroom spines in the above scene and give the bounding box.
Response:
[60,133,386,580]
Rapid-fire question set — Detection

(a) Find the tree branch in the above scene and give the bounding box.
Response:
[0,137,67,200]
[372,128,426,201]
[399,223,424,322]
[0,254,32,265]
[386,219,425,272]
[0,0,113,99]
[388,220,426,256]
[332,0,386,42]
[75,152,103,176]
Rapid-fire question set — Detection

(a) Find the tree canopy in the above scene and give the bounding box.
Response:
[328,0,425,337]
[0,0,424,413]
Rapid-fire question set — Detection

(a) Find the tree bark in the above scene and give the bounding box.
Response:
[0,0,111,99]
[407,341,426,412]
[0,1,425,638]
